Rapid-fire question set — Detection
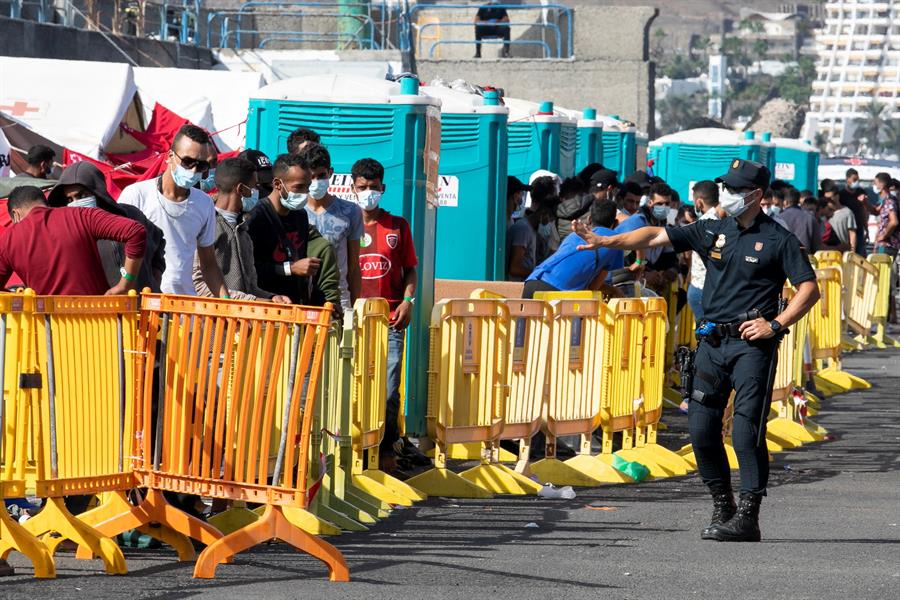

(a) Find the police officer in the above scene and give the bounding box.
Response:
[573,160,820,542]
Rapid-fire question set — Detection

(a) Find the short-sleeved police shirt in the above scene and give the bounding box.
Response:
[666,212,815,323]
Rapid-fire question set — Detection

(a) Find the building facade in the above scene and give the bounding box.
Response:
[803,0,900,154]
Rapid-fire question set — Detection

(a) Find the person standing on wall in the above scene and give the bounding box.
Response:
[574,160,820,542]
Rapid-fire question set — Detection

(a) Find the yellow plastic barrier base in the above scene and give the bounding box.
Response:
[344,486,392,519]
[208,506,262,536]
[0,510,56,578]
[530,457,608,487]
[768,417,826,445]
[866,334,900,349]
[427,443,518,463]
[309,497,369,532]
[568,454,634,484]
[635,443,695,474]
[663,387,684,410]
[280,507,342,537]
[841,335,865,352]
[405,467,494,498]
[813,374,843,397]
[678,443,740,470]
[460,463,543,495]
[351,474,414,507]
[676,445,698,469]
[358,469,427,503]
[816,366,871,392]
[26,497,127,575]
[613,448,677,478]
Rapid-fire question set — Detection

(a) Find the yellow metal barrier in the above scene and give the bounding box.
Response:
[814,250,843,270]
[0,292,55,578]
[867,254,900,348]
[766,287,827,447]
[614,297,694,475]
[530,298,633,486]
[842,252,879,350]
[349,298,427,505]
[407,299,530,497]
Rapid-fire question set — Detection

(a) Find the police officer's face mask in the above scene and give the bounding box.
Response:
[720,188,759,217]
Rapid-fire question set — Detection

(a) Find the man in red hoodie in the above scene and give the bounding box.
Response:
[0,185,145,294]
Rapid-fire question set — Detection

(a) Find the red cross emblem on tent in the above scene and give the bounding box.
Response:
[0,101,40,117]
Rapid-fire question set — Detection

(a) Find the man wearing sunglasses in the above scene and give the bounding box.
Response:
[119,124,228,298]
[573,160,820,543]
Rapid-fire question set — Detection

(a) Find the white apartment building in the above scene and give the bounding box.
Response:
[803,0,900,154]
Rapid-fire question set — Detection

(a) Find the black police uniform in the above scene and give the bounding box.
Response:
[666,172,816,498]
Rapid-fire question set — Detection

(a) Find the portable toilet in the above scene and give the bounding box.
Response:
[597,115,637,179]
[246,74,440,435]
[420,86,509,281]
[556,106,604,176]
[770,137,820,192]
[504,97,577,182]
[757,131,774,179]
[648,128,764,204]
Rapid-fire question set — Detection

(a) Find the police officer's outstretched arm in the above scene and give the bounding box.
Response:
[573,218,671,251]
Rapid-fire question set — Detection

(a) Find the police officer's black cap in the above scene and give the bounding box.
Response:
[590,169,619,190]
[507,176,531,195]
[716,159,771,190]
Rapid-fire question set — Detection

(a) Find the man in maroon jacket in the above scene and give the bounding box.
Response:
[0,186,145,295]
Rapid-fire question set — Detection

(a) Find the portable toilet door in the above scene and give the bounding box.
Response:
[420,86,509,281]
[557,106,604,176]
[758,131,774,180]
[648,128,763,204]
[597,115,637,179]
[246,74,441,436]
[504,97,576,182]
[771,137,820,191]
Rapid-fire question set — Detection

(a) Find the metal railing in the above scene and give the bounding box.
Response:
[400,2,573,59]
[205,1,377,50]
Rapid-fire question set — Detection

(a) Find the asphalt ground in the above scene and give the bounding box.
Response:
[2,349,899,599]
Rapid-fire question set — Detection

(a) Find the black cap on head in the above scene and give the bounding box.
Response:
[238,149,273,185]
[624,170,652,192]
[507,176,530,195]
[590,168,619,190]
[715,159,770,190]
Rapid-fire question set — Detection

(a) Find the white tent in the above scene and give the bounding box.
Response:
[132,67,265,151]
[0,57,135,158]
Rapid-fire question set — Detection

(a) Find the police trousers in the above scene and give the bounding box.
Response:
[689,335,777,495]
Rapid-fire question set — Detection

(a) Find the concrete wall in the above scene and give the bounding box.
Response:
[417,4,659,136]
[0,16,215,68]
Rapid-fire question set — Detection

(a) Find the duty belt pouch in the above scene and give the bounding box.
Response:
[691,369,728,409]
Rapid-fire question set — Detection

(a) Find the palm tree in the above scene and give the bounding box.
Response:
[881,119,900,160]
[853,101,887,156]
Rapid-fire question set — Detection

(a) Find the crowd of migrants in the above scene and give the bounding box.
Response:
[2,127,900,570]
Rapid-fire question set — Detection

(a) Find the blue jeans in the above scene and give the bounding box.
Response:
[381,327,405,453]
[687,284,704,325]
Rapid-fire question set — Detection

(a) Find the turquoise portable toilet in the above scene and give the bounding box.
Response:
[648,128,764,204]
[758,131,774,179]
[503,97,577,182]
[557,106,604,175]
[420,86,509,281]
[246,74,441,435]
[597,115,637,179]
[771,137,820,191]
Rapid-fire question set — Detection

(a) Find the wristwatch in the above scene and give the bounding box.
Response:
[769,319,782,333]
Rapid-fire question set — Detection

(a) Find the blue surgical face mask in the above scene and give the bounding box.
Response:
[242,188,260,213]
[172,163,203,189]
[651,204,669,222]
[69,196,97,209]
[199,169,217,192]
[280,187,308,211]
[308,178,330,200]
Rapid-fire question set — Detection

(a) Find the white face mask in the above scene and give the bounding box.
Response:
[242,188,260,213]
[308,178,330,200]
[538,222,554,239]
[720,189,757,217]
[69,196,97,209]
[639,194,649,207]
[355,189,383,211]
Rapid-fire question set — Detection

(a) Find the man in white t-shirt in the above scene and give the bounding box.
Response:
[118,124,228,298]
[687,180,724,322]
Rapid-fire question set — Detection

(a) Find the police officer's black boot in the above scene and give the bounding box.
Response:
[707,492,762,542]
[701,484,736,540]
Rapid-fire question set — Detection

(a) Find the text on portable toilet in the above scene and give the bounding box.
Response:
[328,173,460,207]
